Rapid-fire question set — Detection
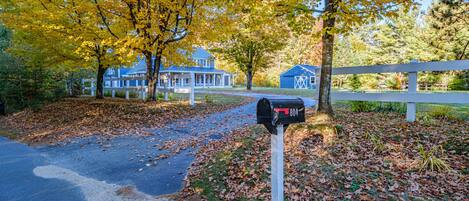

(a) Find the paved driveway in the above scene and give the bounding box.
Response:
[0,93,315,201]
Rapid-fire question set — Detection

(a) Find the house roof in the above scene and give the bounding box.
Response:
[191,47,213,59]
[280,64,319,77]
[122,64,229,76]
[121,47,217,76]
[161,66,227,74]
[297,64,319,73]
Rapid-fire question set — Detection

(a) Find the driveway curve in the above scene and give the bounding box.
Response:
[0,92,315,201]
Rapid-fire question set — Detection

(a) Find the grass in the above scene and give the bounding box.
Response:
[201,86,316,97]
[335,101,469,120]
[171,93,248,105]
[0,128,20,139]
[417,145,450,172]
[417,103,469,120]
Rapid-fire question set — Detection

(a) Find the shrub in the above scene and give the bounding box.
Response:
[157,92,165,100]
[375,102,406,114]
[350,101,377,112]
[350,101,406,114]
[417,145,450,172]
[204,94,214,104]
[427,106,456,120]
[104,90,138,99]
[449,70,469,90]
[417,113,436,125]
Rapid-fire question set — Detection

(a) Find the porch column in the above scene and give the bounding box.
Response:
[141,79,146,100]
[179,73,183,87]
[203,74,206,88]
[169,73,172,87]
[157,74,161,87]
[91,80,95,96]
[125,80,130,100]
[111,79,115,98]
[221,74,225,87]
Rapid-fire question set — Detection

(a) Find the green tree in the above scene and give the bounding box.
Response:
[0,24,67,112]
[428,0,468,60]
[213,0,289,90]
[427,0,468,90]
[281,0,414,115]
[1,0,134,99]
[93,0,210,100]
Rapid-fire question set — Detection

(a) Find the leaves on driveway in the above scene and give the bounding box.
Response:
[0,96,253,144]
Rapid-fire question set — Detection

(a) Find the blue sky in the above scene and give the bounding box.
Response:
[419,0,434,12]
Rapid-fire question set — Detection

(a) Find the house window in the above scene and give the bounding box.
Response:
[310,76,316,85]
[107,69,115,76]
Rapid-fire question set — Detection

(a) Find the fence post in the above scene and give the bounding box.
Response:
[406,72,417,122]
[91,80,96,97]
[190,73,195,107]
[125,80,130,100]
[111,80,115,98]
[141,79,146,101]
[164,82,169,101]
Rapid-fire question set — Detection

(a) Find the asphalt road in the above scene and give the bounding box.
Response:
[0,93,315,201]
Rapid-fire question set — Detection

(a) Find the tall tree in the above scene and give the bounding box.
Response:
[427,0,468,90]
[213,0,289,90]
[0,0,133,99]
[280,0,414,115]
[428,0,468,60]
[93,0,207,100]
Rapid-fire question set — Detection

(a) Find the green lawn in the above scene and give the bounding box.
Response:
[334,101,469,120]
[201,86,316,97]
[171,93,248,105]
[417,103,469,120]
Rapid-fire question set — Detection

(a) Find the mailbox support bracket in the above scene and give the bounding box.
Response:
[263,124,288,135]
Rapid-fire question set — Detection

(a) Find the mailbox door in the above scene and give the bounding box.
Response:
[270,98,305,125]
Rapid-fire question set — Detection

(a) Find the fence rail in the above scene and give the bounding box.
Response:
[82,74,196,106]
[323,60,469,122]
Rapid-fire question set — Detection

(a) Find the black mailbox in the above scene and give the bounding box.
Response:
[257,97,305,134]
[0,101,5,115]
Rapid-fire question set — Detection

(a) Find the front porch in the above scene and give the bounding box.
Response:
[157,72,232,88]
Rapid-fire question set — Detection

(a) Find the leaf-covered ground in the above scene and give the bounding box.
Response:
[180,109,468,200]
[0,95,252,144]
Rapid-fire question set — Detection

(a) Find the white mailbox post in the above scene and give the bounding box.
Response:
[257,98,305,201]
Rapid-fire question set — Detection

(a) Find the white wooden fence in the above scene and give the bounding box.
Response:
[322,60,469,122]
[82,73,196,106]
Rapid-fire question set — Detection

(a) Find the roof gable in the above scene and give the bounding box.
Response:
[280,64,319,77]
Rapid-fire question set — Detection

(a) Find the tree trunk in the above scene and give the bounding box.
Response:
[144,51,154,101]
[151,52,163,101]
[317,0,337,115]
[246,66,253,91]
[96,63,105,99]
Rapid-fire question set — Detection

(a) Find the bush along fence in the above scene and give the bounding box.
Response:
[318,60,469,122]
[82,73,196,106]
